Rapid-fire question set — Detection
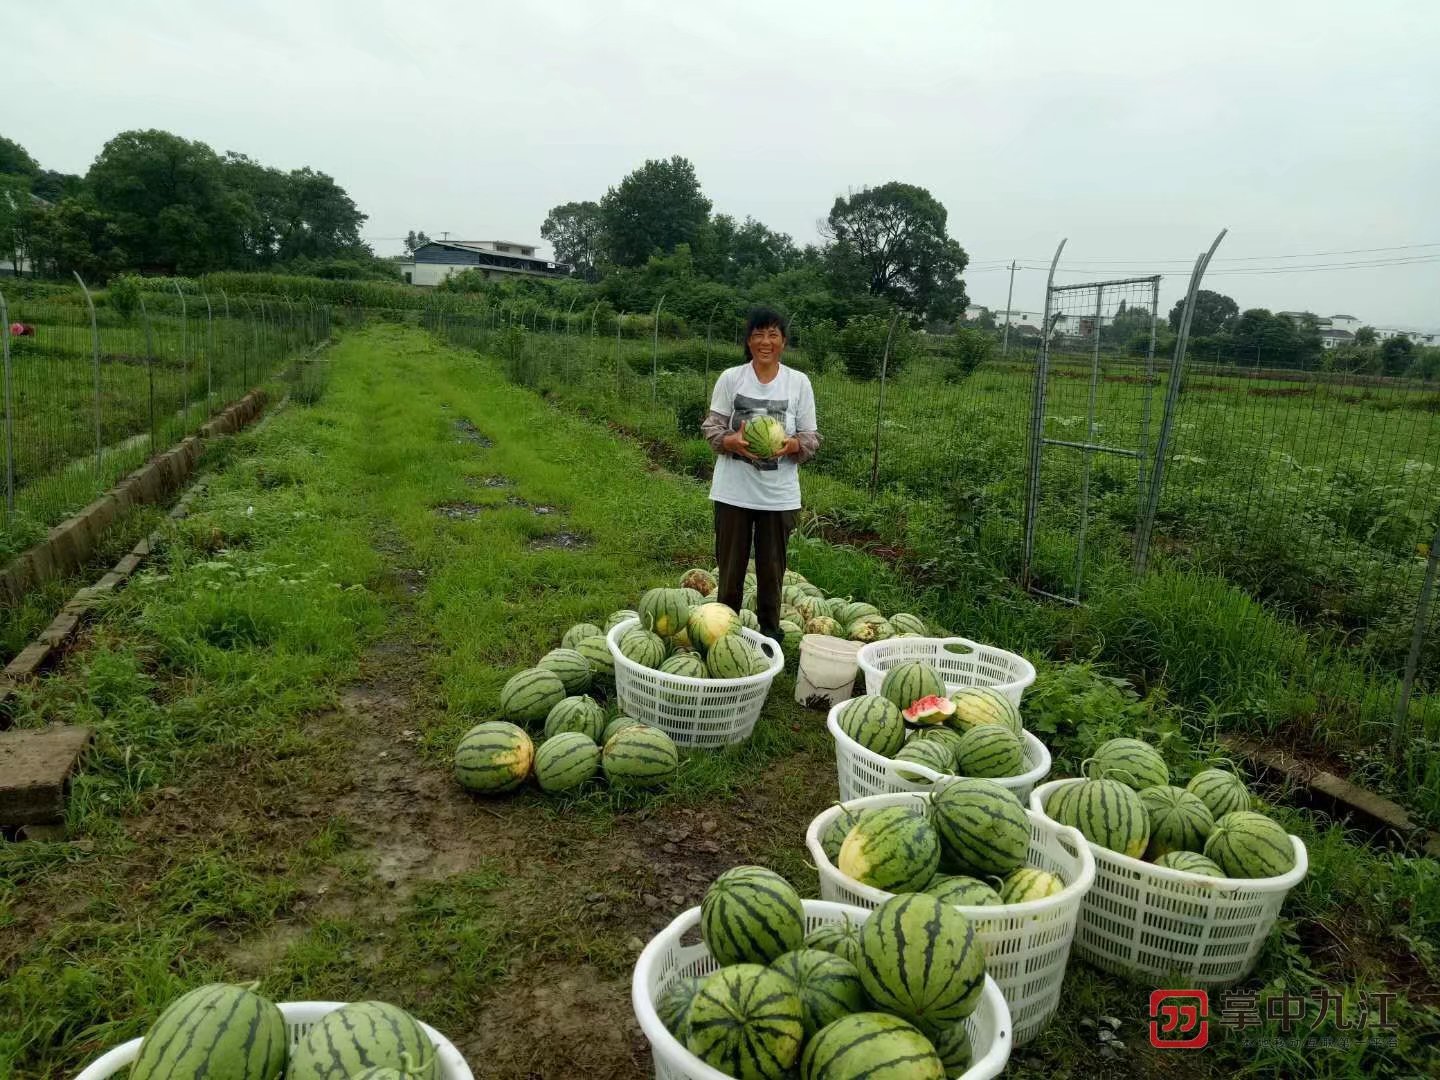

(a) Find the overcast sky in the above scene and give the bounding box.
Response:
[11,0,1440,328]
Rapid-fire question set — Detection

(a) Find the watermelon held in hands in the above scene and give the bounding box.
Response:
[701,865,806,966]
[287,1001,440,1080]
[801,1012,945,1080]
[902,695,955,727]
[454,721,533,794]
[742,414,788,458]
[130,984,287,1080]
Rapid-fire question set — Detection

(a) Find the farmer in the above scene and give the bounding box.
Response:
[701,306,820,645]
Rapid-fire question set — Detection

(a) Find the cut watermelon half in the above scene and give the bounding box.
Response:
[902,694,955,726]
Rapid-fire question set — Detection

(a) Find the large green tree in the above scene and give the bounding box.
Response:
[599,156,712,267]
[0,135,39,179]
[821,182,968,320]
[1167,289,1238,336]
[697,214,799,284]
[1380,335,1414,376]
[540,200,603,278]
[0,175,30,275]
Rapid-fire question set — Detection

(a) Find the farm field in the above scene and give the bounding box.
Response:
[2,325,1436,1079]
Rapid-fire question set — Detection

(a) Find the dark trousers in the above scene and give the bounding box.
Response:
[714,501,798,638]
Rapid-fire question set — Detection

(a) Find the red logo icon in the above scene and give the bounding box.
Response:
[1149,989,1210,1049]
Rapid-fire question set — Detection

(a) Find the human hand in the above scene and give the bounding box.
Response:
[779,437,802,459]
[723,423,759,460]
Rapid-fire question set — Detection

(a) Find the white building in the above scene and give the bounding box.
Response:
[1375,327,1437,345]
[396,239,569,286]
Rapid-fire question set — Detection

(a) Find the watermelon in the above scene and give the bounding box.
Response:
[602,725,678,788]
[893,738,954,783]
[1139,785,1215,859]
[681,568,717,596]
[742,590,758,613]
[880,661,947,712]
[779,620,804,654]
[499,667,566,724]
[902,695,955,726]
[888,613,928,636]
[640,587,692,638]
[1186,768,1252,818]
[670,626,694,651]
[743,414,789,459]
[919,1017,972,1078]
[575,634,615,678]
[999,866,1065,903]
[782,569,809,586]
[707,634,758,679]
[820,805,862,862]
[769,949,867,1037]
[800,1012,945,1080]
[686,964,802,1078]
[946,686,1021,736]
[1088,737,1169,791]
[836,696,906,756]
[605,609,638,632]
[619,627,668,669]
[538,648,593,694]
[821,597,849,620]
[130,984,286,1080]
[782,584,811,609]
[454,721,533,794]
[346,1063,425,1080]
[533,731,600,793]
[1155,850,1227,877]
[834,601,880,626]
[952,725,1025,779]
[847,614,893,643]
[288,1001,439,1080]
[660,652,708,678]
[701,866,806,965]
[792,595,826,624]
[657,974,705,1040]
[916,726,966,759]
[1060,779,1150,859]
[543,695,605,742]
[804,920,862,966]
[680,588,705,608]
[1204,811,1295,878]
[738,608,761,632]
[687,602,740,657]
[931,778,1029,876]
[838,805,940,893]
[601,715,648,744]
[923,874,1002,907]
[856,893,985,1024]
[804,615,843,637]
[560,622,602,650]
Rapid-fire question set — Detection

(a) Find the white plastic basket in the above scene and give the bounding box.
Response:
[805,792,1094,1046]
[633,899,1012,1080]
[73,1001,473,1080]
[828,702,1052,804]
[609,618,784,748]
[858,637,1036,708]
[1031,778,1309,985]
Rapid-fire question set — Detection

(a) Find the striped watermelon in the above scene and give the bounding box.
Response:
[856,893,985,1025]
[742,590,757,612]
[779,620,804,654]
[847,614,893,643]
[533,731,600,793]
[1204,811,1295,878]
[685,964,803,1079]
[916,725,966,759]
[999,866,1065,903]
[601,725,678,787]
[805,615,843,637]
[575,635,615,678]
[680,588,705,608]
[619,627,667,669]
[1060,779,1150,858]
[706,634,758,679]
[499,667,566,724]
[656,974,706,1040]
[888,613,928,636]
[601,715,648,744]
[947,686,1022,735]
[821,806,862,862]
[1186,768,1252,818]
[792,595,826,623]
[640,587,692,637]
[919,1017,972,1078]
[561,622,603,650]
[893,738,954,783]
[1154,850,1227,877]
[1089,737,1169,791]
[130,984,286,1080]
[839,805,940,893]
[543,695,605,742]
[800,1012,944,1080]
[538,648,593,694]
[804,920,862,966]
[923,874,1002,907]
[660,652,708,678]
[880,661,947,712]
[769,949,867,1037]
[687,602,740,657]
[701,866,806,965]
[1139,785,1215,859]
[836,695,906,755]
[834,600,880,626]
[454,721,533,794]
[288,1001,439,1080]
[952,724,1025,779]
[681,568,717,596]
[931,777,1029,876]
[738,608,761,632]
[605,609,638,632]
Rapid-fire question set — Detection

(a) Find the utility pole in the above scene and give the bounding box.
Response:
[1002,260,1018,356]
[441,230,450,241]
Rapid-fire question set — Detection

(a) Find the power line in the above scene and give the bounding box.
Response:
[974,240,1440,266]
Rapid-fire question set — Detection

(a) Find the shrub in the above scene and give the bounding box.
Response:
[838,314,916,381]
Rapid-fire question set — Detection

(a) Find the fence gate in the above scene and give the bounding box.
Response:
[1020,232,1225,602]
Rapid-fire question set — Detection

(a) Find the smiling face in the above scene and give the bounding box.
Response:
[747,323,786,365]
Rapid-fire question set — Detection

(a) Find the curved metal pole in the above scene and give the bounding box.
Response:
[138,294,156,450]
[868,311,902,495]
[0,288,11,516]
[705,301,720,380]
[203,292,214,415]
[651,293,666,402]
[1021,238,1068,588]
[74,272,103,483]
[173,281,190,429]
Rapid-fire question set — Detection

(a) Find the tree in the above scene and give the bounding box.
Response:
[1354,325,1377,346]
[696,214,799,284]
[31,169,82,203]
[1103,301,1155,346]
[403,229,431,254]
[1166,289,1238,336]
[1380,335,1414,376]
[27,197,126,279]
[539,201,602,277]
[598,156,712,267]
[0,175,29,275]
[274,166,367,262]
[821,182,968,320]
[0,135,39,179]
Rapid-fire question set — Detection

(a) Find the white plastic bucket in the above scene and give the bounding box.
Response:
[795,634,863,709]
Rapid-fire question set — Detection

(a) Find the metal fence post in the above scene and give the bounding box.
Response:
[1392,521,1440,763]
[138,294,156,451]
[651,294,666,403]
[868,311,902,496]
[174,281,189,429]
[203,292,214,415]
[0,288,12,518]
[73,272,103,486]
[705,302,718,380]
[1021,239,1068,589]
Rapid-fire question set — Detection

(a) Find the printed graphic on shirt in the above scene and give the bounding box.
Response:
[729,392,791,472]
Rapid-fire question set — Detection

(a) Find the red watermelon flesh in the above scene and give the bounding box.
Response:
[902,695,955,726]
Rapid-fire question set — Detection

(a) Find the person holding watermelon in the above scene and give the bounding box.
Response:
[701,306,820,645]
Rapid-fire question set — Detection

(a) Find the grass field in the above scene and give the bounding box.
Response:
[1,325,1436,1079]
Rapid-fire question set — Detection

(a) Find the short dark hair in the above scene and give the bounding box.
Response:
[742,306,788,362]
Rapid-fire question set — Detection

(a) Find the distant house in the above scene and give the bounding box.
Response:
[1375,327,1437,345]
[396,239,570,286]
[1318,328,1355,349]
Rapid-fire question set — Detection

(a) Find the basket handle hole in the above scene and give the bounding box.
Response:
[943,642,977,658]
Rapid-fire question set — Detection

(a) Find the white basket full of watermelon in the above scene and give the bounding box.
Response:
[804,786,1095,1046]
[74,987,472,1080]
[1031,739,1308,986]
[632,866,1012,1080]
[857,637,1036,707]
